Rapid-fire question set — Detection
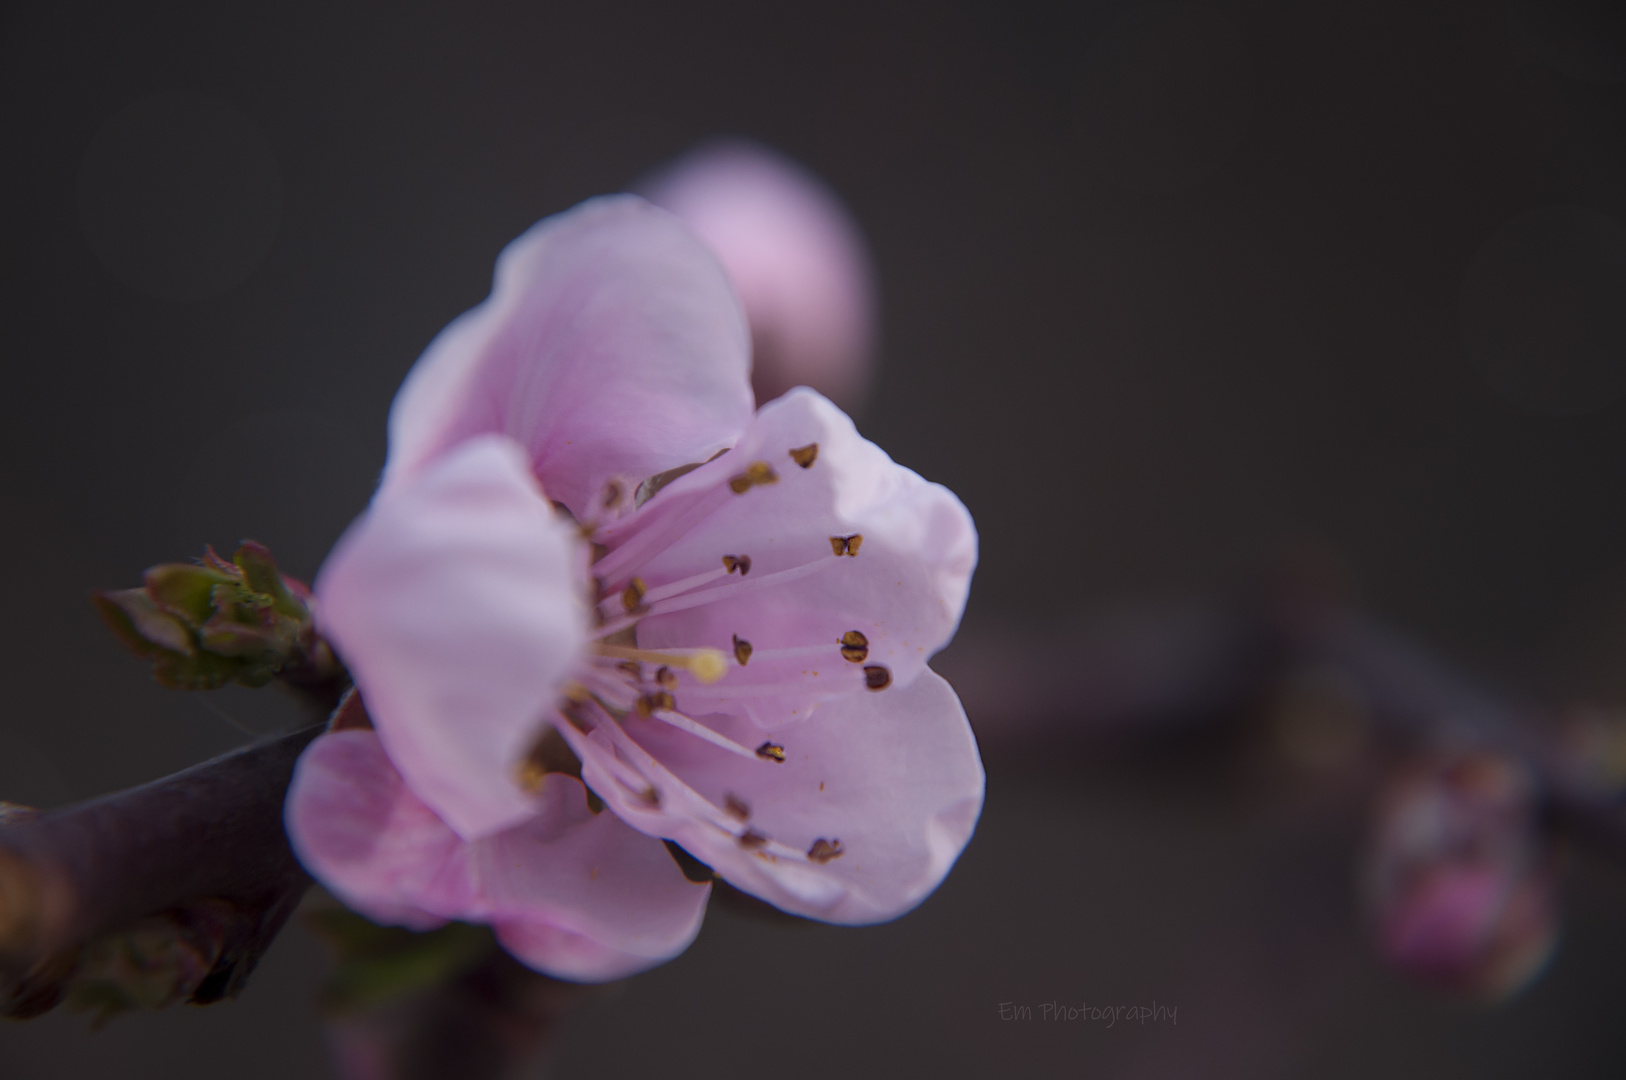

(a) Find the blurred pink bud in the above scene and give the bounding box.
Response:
[638,140,878,410]
[1363,753,1559,999]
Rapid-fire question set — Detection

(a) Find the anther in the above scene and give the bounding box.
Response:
[724,793,751,821]
[807,838,844,864]
[733,634,753,666]
[739,829,769,850]
[722,554,752,575]
[621,577,647,613]
[756,742,787,763]
[617,659,643,680]
[516,758,548,794]
[636,690,676,717]
[601,479,626,509]
[789,443,819,468]
[839,630,869,663]
[515,726,582,794]
[728,461,779,494]
[863,665,892,691]
[655,665,677,689]
[638,786,661,806]
[829,534,863,557]
[593,645,727,684]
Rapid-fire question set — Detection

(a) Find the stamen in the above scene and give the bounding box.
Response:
[592,644,728,684]
[591,483,734,584]
[643,704,762,760]
[839,630,869,663]
[863,665,892,691]
[739,829,769,850]
[635,690,676,717]
[561,701,816,863]
[638,566,731,606]
[621,577,647,613]
[789,443,819,468]
[733,634,753,666]
[728,461,779,494]
[573,701,767,837]
[514,726,582,794]
[655,665,677,689]
[724,793,751,820]
[607,558,836,628]
[829,534,863,557]
[601,479,626,510]
[721,554,752,575]
[756,741,786,763]
[807,838,844,864]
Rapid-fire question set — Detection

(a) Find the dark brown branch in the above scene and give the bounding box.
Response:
[0,725,323,1015]
[946,597,1626,864]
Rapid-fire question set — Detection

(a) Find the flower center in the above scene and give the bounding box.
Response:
[523,438,876,869]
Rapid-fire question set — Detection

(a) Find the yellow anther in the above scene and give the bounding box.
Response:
[594,644,727,685]
[789,443,819,468]
[688,650,727,684]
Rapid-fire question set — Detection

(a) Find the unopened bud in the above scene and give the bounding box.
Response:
[94,542,336,691]
[639,140,877,410]
[1363,753,1558,999]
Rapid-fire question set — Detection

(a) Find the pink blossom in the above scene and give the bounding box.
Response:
[285,196,982,981]
[1364,754,1557,998]
[639,140,877,410]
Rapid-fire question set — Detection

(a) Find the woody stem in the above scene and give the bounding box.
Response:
[0,723,324,1013]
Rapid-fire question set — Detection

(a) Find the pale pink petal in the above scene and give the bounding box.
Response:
[641,140,877,409]
[598,388,976,726]
[560,669,984,924]
[382,195,754,517]
[285,729,478,928]
[315,435,586,840]
[481,776,711,981]
[287,730,711,982]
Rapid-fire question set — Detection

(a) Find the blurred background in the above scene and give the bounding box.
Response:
[4,0,1626,1075]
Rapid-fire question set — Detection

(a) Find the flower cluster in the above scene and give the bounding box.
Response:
[285,196,983,980]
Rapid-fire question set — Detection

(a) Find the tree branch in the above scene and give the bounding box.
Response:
[0,724,322,1017]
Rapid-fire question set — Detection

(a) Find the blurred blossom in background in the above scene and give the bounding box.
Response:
[639,139,879,411]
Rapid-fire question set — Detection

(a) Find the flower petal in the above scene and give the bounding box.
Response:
[383,195,754,517]
[603,388,976,725]
[561,669,984,923]
[287,730,711,981]
[316,435,586,839]
[481,777,712,982]
[285,729,475,929]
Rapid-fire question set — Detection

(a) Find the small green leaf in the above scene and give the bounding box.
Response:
[234,541,307,620]
[93,589,195,657]
[144,563,236,625]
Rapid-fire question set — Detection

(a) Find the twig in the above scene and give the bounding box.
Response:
[0,725,323,1016]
